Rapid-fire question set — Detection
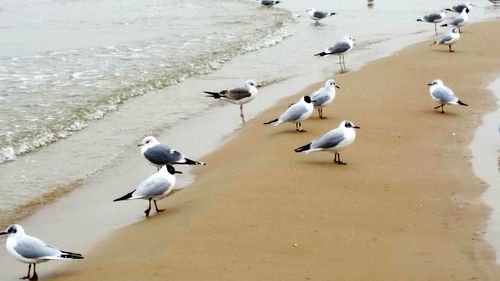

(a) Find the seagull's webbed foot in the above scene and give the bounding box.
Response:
[154,200,165,213]
[29,273,38,281]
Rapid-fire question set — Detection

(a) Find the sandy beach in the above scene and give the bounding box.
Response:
[7,20,500,280]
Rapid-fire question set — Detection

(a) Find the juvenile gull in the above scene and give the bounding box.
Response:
[430,27,460,52]
[139,136,206,170]
[1,224,83,280]
[295,120,360,165]
[427,79,468,113]
[441,8,469,33]
[204,79,258,123]
[417,11,446,35]
[306,7,336,24]
[259,0,280,7]
[264,96,314,132]
[114,165,181,217]
[310,79,340,119]
[314,36,355,72]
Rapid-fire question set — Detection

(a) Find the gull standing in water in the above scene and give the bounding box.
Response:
[204,80,258,123]
[310,79,340,119]
[295,120,360,165]
[430,27,460,52]
[417,11,446,35]
[1,224,83,280]
[114,165,181,217]
[264,96,314,132]
[441,8,469,33]
[427,79,468,113]
[139,136,206,170]
[306,7,336,24]
[314,36,355,72]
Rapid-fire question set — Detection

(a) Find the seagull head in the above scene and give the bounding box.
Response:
[342,120,360,129]
[427,79,444,86]
[451,27,459,34]
[165,165,183,175]
[326,79,340,89]
[303,96,312,103]
[246,80,258,88]
[138,136,159,147]
[306,7,315,13]
[0,224,24,236]
[463,8,470,14]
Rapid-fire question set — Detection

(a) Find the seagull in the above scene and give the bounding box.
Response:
[263,96,314,132]
[294,120,360,165]
[441,8,469,32]
[427,79,468,113]
[430,27,460,52]
[258,0,280,7]
[139,136,206,170]
[0,224,83,281]
[417,11,446,35]
[114,165,181,217]
[306,7,336,24]
[445,2,474,13]
[310,79,340,119]
[204,80,258,123]
[314,36,355,72]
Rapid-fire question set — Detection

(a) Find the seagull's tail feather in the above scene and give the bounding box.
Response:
[294,143,311,153]
[113,190,135,202]
[457,100,468,106]
[204,91,221,99]
[182,158,207,166]
[445,8,453,12]
[263,118,279,125]
[329,12,336,16]
[416,18,423,22]
[60,251,84,260]
[314,52,328,57]
[440,23,448,27]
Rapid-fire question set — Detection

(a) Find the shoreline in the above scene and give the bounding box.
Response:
[24,20,500,280]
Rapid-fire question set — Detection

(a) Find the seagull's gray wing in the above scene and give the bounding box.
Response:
[437,34,453,44]
[327,41,351,55]
[134,173,171,198]
[279,104,307,122]
[144,144,183,165]
[450,17,464,26]
[311,89,329,106]
[432,86,456,103]
[423,13,442,22]
[313,11,328,19]
[311,129,345,149]
[14,236,61,259]
[223,87,252,101]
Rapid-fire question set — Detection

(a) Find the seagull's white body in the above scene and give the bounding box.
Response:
[306,7,336,22]
[427,79,468,112]
[432,28,460,52]
[310,79,339,118]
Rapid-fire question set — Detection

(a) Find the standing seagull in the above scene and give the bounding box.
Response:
[306,7,336,24]
[430,27,460,52]
[441,8,469,33]
[427,79,468,113]
[310,79,340,119]
[114,165,180,217]
[264,96,314,132]
[314,36,355,72]
[445,2,474,13]
[204,80,258,123]
[258,0,280,7]
[295,120,360,165]
[139,136,206,170]
[417,11,446,35]
[1,224,83,280]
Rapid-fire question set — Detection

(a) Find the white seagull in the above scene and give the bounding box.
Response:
[441,8,469,32]
[445,2,474,13]
[314,36,355,71]
[430,27,460,52]
[204,79,258,123]
[1,224,83,281]
[306,7,336,24]
[427,79,468,113]
[295,120,360,165]
[310,79,340,119]
[114,165,181,217]
[264,96,314,132]
[139,136,206,170]
[417,11,446,35]
[258,0,280,7]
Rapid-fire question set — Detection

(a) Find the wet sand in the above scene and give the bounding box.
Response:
[10,20,500,280]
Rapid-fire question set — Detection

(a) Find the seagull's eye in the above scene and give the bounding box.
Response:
[345,122,352,128]
[8,226,16,233]
[145,140,150,144]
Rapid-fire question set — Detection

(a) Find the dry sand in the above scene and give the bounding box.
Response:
[45,21,500,280]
